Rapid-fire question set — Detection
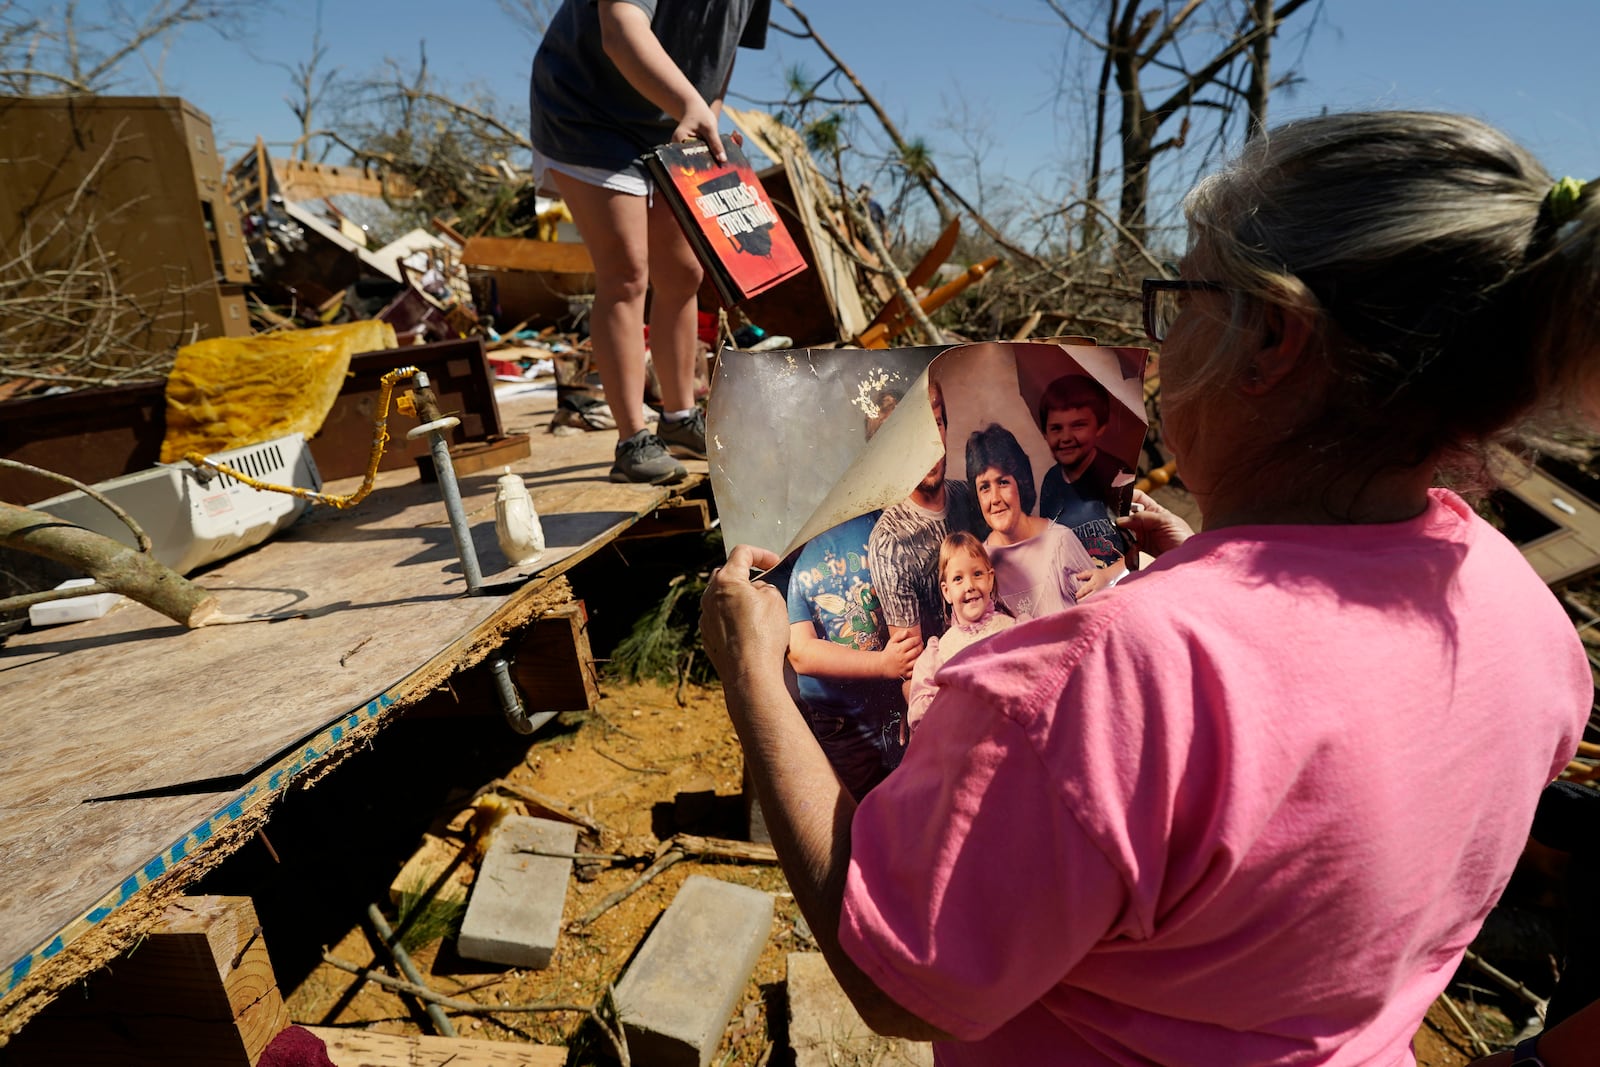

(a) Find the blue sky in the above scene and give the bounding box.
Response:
[76,0,1600,221]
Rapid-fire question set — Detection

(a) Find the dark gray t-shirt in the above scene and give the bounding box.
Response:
[530,0,769,179]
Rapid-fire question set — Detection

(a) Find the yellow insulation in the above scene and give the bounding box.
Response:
[160,320,398,462]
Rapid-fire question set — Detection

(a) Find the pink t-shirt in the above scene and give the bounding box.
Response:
[840,490,1588,1066]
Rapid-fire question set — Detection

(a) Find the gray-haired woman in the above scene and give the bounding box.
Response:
[702,112,1598,1065]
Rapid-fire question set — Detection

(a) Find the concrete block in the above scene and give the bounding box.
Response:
[613,875,774,1067]
[456,815,578,969]
[787,952,933,1067]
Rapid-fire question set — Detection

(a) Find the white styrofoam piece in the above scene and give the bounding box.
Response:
[28,578,123,627]
[31,434,322,575]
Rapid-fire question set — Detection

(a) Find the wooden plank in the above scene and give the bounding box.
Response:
[460,236,595,275]
[304,1026,567,1067]
[511,601,600,713]
[3,895,287,1066]
[620,498,713,540]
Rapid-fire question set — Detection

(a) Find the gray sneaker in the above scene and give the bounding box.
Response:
[657,408,707,459]
[610,431,686,485]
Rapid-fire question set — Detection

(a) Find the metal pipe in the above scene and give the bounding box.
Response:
[366,903,455,1037]
[408,370,484,595]
[491,656,556,736]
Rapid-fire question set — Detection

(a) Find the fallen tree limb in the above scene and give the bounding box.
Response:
[1,503,219,627]
[666,833,779,865]
[569,849,687,930]
[367,904,455,1038]
[1462,949,1548,1016]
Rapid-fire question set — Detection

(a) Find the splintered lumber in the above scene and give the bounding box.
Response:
[1,502,219,627]
[303,1025,567,1066]
[860,217,961,338]
[2,896,288,1066]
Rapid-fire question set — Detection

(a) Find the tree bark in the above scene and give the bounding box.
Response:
[1246,0,1274,138]
[1,503,219,628]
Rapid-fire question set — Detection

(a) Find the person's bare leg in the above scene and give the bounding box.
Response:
[646,193,704,415]
[552,172,651,441]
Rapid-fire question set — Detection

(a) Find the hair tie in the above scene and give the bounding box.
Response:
[1545,177,1589,226]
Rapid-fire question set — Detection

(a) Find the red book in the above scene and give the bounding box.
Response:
[644,138,808,307]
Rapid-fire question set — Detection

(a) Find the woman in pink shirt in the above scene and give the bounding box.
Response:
[702,111,1599,1065]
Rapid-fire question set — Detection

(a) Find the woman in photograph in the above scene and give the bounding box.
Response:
[702,111,1595,1064]
[964,422,1107,620]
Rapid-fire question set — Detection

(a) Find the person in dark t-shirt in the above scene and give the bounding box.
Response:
[1036,373,1132,567]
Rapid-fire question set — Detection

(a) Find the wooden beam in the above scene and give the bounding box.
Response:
[3,896,288,1066]
[303,1025,567,1066]
[511,601,600,713]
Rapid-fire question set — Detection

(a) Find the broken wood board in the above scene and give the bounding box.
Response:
[304,1026,567,1066]
[0,387,706,1039]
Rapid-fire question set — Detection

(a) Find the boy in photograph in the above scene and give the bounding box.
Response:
[1036,373,1132,565]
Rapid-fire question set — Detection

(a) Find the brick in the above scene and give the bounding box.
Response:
[613,875,774,1067]
[456,815,578,969]
[787,952,933,1067]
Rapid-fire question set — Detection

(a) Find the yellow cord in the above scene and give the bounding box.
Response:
[182,366,420,510]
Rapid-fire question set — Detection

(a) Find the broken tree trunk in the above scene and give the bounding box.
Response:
[1,503,220,627]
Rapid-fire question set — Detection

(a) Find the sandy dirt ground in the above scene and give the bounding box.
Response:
[280,680,804,1065]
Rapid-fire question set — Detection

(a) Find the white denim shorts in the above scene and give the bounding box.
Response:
[530,143,648,197]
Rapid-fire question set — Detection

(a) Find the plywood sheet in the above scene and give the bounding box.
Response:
[0,387,707,1032]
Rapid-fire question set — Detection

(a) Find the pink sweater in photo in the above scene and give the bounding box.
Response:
[840,490,1588,1066]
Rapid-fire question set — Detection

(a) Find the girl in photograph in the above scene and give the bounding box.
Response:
[905,532,1015,735]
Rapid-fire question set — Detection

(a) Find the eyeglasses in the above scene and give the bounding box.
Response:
[1141,278,1227,343]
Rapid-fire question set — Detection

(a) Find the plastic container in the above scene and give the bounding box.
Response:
[28,578,123,627]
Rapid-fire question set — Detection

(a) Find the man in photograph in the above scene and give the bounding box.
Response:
[867,379,984,653]
[1036,373,1131,565]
